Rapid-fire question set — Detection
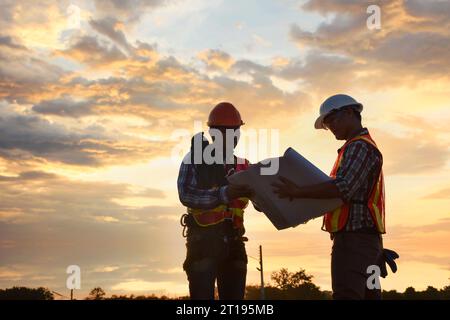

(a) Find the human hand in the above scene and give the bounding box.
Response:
[271,176,301,201]
[226,183,253,200]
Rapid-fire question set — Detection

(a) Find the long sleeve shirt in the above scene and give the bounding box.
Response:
[177,156,230,210]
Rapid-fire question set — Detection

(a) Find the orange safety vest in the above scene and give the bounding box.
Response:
[188,159,250,229]
[322,133,386,234]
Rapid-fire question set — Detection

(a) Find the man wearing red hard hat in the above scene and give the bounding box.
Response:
[177,102,254,300]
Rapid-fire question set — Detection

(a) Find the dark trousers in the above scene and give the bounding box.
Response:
[331,232,383,300]
[183,225,247,300]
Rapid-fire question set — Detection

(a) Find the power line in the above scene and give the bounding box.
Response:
[52,290,70,300]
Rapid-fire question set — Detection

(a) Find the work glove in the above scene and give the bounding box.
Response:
[380,248,399,278]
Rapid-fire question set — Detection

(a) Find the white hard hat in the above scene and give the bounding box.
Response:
[314,94,363,129]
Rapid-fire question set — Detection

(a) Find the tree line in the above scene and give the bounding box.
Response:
[1,267,449,300]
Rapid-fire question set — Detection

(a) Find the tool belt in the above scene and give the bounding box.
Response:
[182,213,248,272]
[180,213,248,242]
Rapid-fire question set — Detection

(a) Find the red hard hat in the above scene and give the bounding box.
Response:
[207,102,244,127]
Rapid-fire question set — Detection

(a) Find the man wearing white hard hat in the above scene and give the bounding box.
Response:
[272,94,391,300]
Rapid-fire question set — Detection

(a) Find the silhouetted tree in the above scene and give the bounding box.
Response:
[88,287,106,300]
[423,286,440,300]
[440,283,450,300]
[403,286,418,300]
[382,289,403,300]
[0,287,54,300]
[271,268,313,290]
[246,267,329,300]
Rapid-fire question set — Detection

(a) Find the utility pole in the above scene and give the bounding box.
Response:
[256,245,265,300]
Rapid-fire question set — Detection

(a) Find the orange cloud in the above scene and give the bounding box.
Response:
[424,188,450,200]
[289,0,450,90]
[198,49,235,71]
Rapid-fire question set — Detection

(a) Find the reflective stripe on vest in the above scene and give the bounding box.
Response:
[322,134,386,234]
[188,159,250,228]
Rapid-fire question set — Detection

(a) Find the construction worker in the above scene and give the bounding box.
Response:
[272,94,388,300]
[177,102,254,300]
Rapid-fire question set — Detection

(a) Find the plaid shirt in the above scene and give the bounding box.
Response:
[332,128,382,232]
[177,154,230,210]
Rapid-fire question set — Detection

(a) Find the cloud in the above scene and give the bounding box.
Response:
[400,254,450,271]
[405,0,450,24]
[302,0,379,14]
[133,40,159,61]
[290,0,450,85]
[252,34,271,47]
[0,170,58,182]
[277,51,361,94]
[373,129,449,175]
[0,169,168,226]
[0,113,97,166]
[89,17,132,52]
[0,35,28,51]
[0,36,65,103]
[62,12,159,67]
[0,102,173,167]
[369,114,450,175]
[0,267,25,281]
[93,266,120,273]
[209,74,312,127]
[57,35,127,67]
[0,170,176,293]
[0,169,183,294]
[391,218,450,234]
[385,218,450,270]
[93,0,167,21]
[198,49,234,71]
[289,10,369,54]
[424,188,450,200]
[32,97,95,118]
[94,216,120,223]
[232,59,272,76]
[372,32,450,74]
[41,47,310,129]
[0,8,312,133]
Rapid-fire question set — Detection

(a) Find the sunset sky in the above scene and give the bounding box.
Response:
[0,0,449,298]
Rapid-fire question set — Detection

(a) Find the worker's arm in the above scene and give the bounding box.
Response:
[236,158,261,211]
[272,141,381,201]
[178,163,252,208]
[272,177,342,200]
[177,162,229,210]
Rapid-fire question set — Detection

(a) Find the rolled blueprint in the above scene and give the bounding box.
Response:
[228,147,343,230]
